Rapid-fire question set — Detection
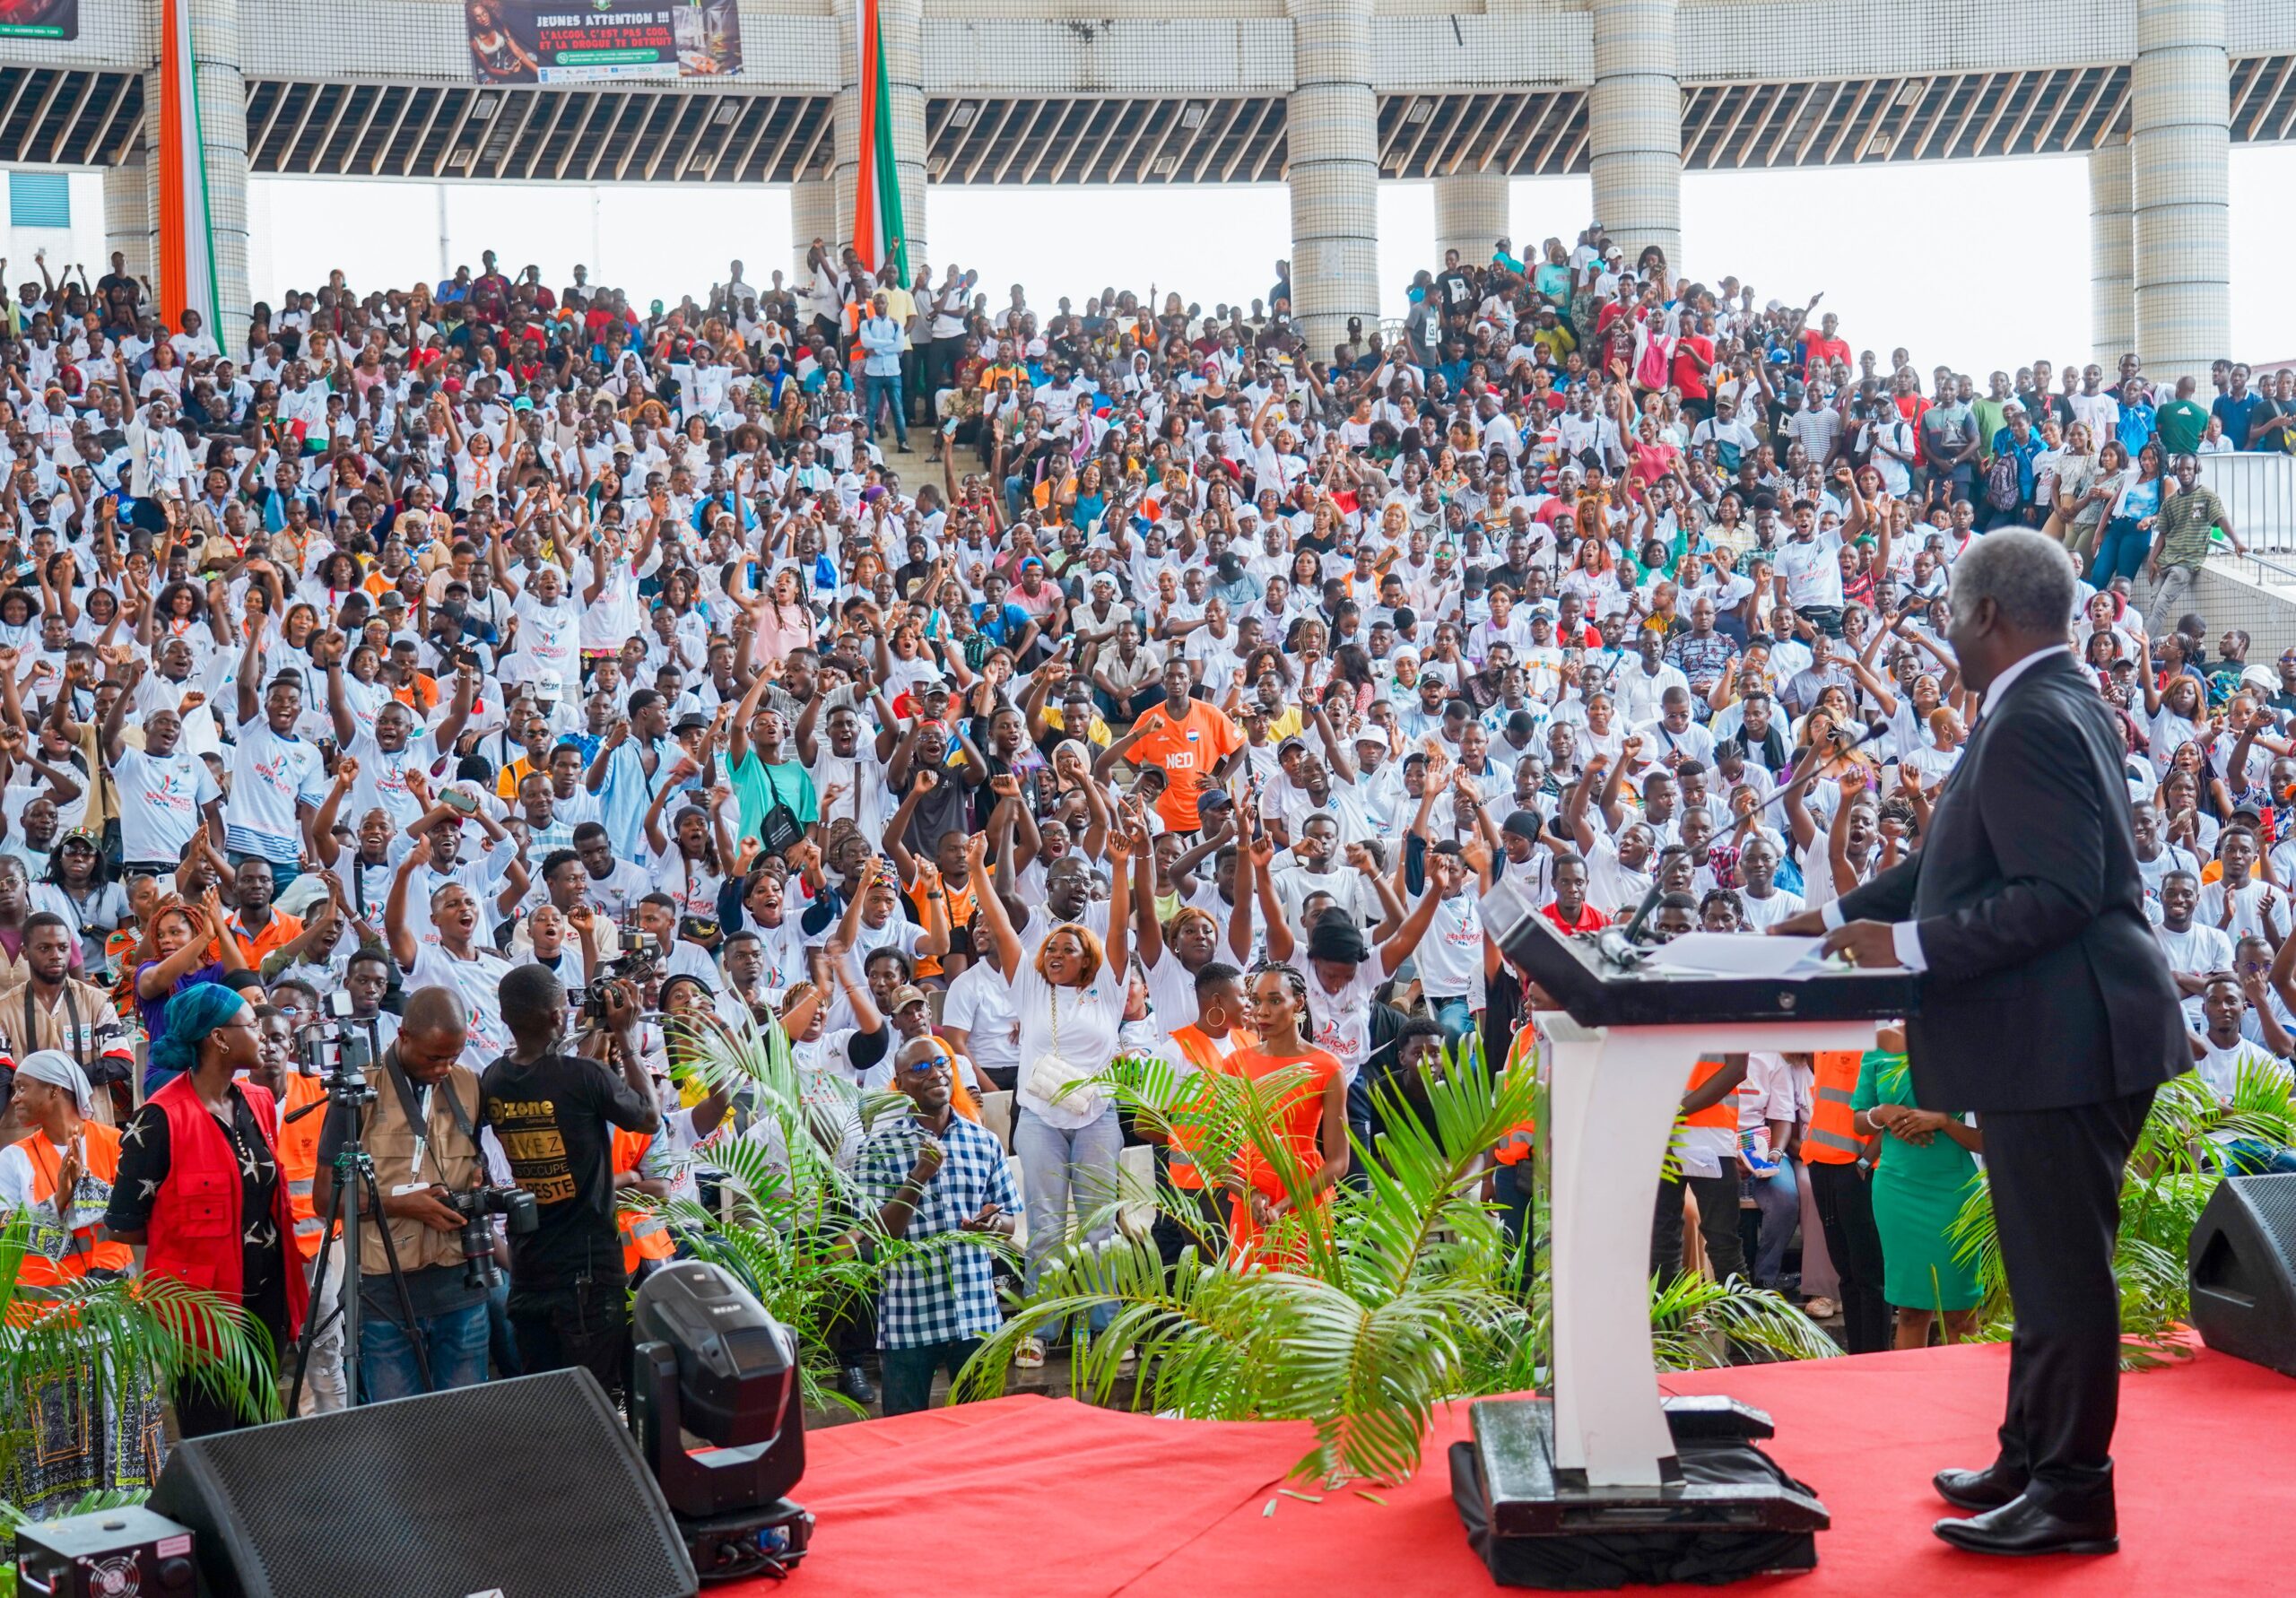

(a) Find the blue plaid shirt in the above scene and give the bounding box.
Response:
[857,1111,1018,1350]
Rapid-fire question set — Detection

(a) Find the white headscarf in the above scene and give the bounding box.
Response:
[15,1048,91,1116]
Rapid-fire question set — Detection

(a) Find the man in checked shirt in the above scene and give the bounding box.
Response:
[856,1035,1019,1415]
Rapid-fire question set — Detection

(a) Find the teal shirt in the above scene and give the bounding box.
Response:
[730,752,819,846]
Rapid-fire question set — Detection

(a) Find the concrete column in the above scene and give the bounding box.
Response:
[102,158,153,283]
[2131,0,2230,384]
[790,179,837,281]
[1434,172,1511,273]
[831,0,928,274]
[144,0,254,349]
[1588,0,1683,286]
[2088,139,2134,369]
[1287,0,1379,355]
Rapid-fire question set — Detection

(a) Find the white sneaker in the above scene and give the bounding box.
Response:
[1014,1336,1047,1368]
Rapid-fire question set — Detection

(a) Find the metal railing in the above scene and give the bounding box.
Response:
[2202,450,2296,554]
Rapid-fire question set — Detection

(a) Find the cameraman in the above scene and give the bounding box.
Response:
[482,963,659,1396]
[310,986,494,1400]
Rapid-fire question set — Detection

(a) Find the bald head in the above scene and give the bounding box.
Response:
[401,985,470,1039]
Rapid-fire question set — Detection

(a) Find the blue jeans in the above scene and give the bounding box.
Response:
[1431,995,1477,1047]
[1747,1159,1800,1286]
[879,1338,984,1416]
[861,373,909,445]
[2092,516,2150,584]
[359,1297,492,1401]
[1013,1106,1123,1336]
[2220,1138,2296,1175]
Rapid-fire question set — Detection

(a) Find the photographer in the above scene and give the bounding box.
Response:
[309,986,495,1400]
[482,963,659,1396]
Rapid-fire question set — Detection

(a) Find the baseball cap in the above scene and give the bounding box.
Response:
[886,985,930,1014]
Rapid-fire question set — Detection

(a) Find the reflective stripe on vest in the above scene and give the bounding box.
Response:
[1802,1052,1866,1165]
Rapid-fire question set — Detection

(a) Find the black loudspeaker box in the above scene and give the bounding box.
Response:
[149,1368,699,1598]
[2188,1170,2296,1378]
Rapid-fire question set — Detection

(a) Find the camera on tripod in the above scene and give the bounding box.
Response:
[574,925,665,1023]
[442,1184,539,1290]
[299,988,376,1082]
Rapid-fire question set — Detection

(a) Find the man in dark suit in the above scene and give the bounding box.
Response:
[1772,529,2183,1557]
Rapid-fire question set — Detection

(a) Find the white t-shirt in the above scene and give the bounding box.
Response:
[1009,954,1124,1129]
[113,746,221,864]
[1303,952,1394,1087]
[406,942,515,1069]
[1413,891,1486,1004]
[346,727,448,833]
[2154,919,2233,977]
[225,720,329,853]
[942,957,1021,1081]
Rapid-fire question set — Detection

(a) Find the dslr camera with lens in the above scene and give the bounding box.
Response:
[444,1184,540,1290]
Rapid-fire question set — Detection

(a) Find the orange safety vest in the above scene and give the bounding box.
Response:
[1801,1050,1868,1165]
[8,1122,134,1292]
[612,1128,675,1276]
[1683,1055,1750,1129]
[1164,1024,1236,1190]
[276,1072,329,1263]
[1493,1023,1539,1167]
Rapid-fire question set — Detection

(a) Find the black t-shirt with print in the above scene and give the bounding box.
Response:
[479,1050,657,1293]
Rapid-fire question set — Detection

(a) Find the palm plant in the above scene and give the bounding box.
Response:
[952,1040,1831,1485]
[1949,1063,2296,1368]
[0,1214,281,1546]
[634,1007,1013,1414]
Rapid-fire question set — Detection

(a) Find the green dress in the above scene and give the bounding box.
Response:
[1853,1050,1984,1312]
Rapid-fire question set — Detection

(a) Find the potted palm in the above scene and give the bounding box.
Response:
[1948,1060,2296,1368]
[951,1041,1833,1484]
[0,1215,280,1550]
[627,1006,1015,1414]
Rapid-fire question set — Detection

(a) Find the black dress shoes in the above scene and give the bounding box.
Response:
[1932,1466,2027,1512]
[1933,1493,2118,1557]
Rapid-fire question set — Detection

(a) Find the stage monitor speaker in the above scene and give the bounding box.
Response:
[149,1368,700,1598]
[2188,1170,2296,1378]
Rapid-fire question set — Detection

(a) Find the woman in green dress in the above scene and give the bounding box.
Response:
[1853,1038,1986,1349]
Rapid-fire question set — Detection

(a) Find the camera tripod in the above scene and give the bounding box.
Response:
[287,1057,432,1410]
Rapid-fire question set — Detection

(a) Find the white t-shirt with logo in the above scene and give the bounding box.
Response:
[114,746,222,864]
[406,943,515,1070]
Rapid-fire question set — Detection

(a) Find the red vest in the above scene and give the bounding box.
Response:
[144,1073,310,1347]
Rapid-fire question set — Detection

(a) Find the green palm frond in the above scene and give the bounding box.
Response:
[1949,1064,2296,1368]
[1649,1272,1846,1368]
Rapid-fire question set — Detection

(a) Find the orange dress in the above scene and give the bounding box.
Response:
[1216,1043,1343,1262]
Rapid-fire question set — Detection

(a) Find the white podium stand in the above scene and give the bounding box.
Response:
[1537,1011,1879,1489]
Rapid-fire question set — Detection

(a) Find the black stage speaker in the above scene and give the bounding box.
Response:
[149,1368,700,1598]
[2188,1171,2296,1377]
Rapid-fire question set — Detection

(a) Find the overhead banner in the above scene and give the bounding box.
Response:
[465,0,742,85]
[0,0,77,40]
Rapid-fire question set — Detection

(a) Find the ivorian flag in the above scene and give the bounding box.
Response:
[157,0,222,338]
[850,0,909,281]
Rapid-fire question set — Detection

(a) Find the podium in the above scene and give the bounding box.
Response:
[1454,880,1920,1587]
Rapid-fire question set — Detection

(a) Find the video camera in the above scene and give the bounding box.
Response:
[443,1183,539,1290]
[574,925,665,1024]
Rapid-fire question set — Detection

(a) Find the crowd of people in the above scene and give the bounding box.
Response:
[0,221,2292,1514]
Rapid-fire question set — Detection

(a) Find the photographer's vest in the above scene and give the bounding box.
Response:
[1802,1050,1869,1166]
[7,1122,133,1295]
[274,1072,329,1262]
[612,1128,674,1276]
[144,1075,310,1351]
[359,1058,487,1280]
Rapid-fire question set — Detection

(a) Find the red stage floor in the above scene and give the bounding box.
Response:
[736,1341,2295,1595]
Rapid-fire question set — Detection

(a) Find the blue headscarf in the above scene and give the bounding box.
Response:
[145,982,251,1093]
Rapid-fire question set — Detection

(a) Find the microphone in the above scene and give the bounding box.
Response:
[1617,876,1666,947]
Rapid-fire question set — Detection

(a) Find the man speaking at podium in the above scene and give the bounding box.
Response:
[1770,530,2181,1559]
